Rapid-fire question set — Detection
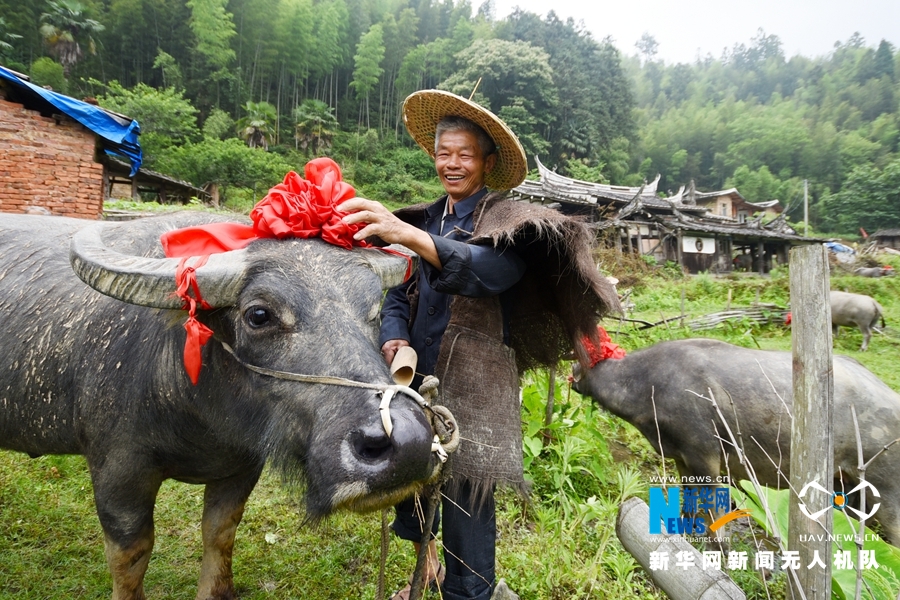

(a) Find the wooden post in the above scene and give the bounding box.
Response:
[101,165,110,201]
[788,244,833,600]
[756,240,764,275]
[713,234,720,273]
[131,176,139,201]
[636,225,644,255]
[676,229,683,271]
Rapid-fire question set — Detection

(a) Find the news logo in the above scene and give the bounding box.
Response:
[648,486,749,535]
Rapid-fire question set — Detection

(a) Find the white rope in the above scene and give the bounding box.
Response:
[218,341,454,462]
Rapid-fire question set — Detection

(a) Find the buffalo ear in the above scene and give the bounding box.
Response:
[70,221,249,309]
[357,245,418,290]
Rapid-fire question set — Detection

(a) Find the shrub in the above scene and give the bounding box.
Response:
[30,57,67,93]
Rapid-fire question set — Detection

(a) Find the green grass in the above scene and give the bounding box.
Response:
[3,263,900,599]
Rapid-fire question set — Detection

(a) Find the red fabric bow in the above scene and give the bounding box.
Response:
[250,159,361,247]
[161,158,365,257]
[581,326,626,368]
[159,157,403,384]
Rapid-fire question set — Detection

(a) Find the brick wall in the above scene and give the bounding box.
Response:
[0,97,105,219]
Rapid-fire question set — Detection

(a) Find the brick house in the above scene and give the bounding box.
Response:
[0,65,142,219]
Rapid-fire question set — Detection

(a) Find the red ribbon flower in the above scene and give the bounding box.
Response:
[250,159,361,248]
[159,157,401,384]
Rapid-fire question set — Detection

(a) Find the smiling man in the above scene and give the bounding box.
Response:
[340,90,619,600]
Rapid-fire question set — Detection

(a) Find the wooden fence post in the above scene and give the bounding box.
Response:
[788,244,833,600]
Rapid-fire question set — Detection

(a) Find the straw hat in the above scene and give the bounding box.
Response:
[402,89,527,190]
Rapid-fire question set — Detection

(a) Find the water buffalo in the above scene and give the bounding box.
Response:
[831,290,885,351]
[854,266,892,278]
[0,213,441,599]
[572,338,900,543]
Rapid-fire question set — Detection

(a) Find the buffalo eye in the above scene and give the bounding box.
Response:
[244,306,272,328]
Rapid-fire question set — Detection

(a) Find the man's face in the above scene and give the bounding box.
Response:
[434,129,496,203]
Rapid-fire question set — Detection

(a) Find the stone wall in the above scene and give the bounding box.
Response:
[0,96,104,219]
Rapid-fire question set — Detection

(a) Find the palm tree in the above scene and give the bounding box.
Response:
[235,101,277,150]
[293,99,338,154]
[0,17,22,60]
[39,0,104,77]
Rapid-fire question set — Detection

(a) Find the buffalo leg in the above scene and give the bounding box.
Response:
[196,467,263,600]
[89,463,164,600]
[859,324,871,351]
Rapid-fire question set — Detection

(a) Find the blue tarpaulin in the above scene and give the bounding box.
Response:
[0,65,142,175]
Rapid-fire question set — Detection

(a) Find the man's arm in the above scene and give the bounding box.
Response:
[425,235,526,297]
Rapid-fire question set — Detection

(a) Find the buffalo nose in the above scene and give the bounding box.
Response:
[350,423,393,462]
[347,396,435,486]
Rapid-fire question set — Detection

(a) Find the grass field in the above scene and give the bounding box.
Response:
[2,258,899,599]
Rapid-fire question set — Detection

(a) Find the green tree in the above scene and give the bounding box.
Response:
[396,37,457,101]
[153,48,183,90]
[0,17,22,61]
[820,158,900,233]
[441,38,558,163]
[202,108,234,140]
[498,11,635,165]
[39,0,104,76]
[635,33,658,62]
[726,164,798,203]
[102,0,193,88]
[350,23,385,127]
[30,57,68,93]
[186,0,236,104]
[236,100,277,149]
[873,40,895,80]
[96,80,200,164]
[293,99,339,154]
[272,0,314,110]
[0,2,41,70]
[156,137,294,202]
[308,0,350,87]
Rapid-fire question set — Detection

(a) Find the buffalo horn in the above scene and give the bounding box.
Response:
[69,221,249,309]
[357,244,418,290]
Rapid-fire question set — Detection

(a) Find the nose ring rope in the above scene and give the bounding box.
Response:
[218,342,457,462]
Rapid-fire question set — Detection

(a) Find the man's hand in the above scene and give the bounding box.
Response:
[338,199,441,269]
[339,199,409,244]
[381,339,410,367]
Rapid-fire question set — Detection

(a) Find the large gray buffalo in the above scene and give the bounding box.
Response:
[572,338,900,543]
[0,213,441,599]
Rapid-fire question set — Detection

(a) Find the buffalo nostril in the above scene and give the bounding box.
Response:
[351,425,393,462]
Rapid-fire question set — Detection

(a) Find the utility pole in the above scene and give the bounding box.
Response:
[803,179,809,237]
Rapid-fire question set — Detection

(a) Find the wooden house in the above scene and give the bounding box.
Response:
[871,229,900,250]
[511,158,817,274]
[687,182,783,223]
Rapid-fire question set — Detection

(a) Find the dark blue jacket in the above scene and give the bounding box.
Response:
[379,189,526,381]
